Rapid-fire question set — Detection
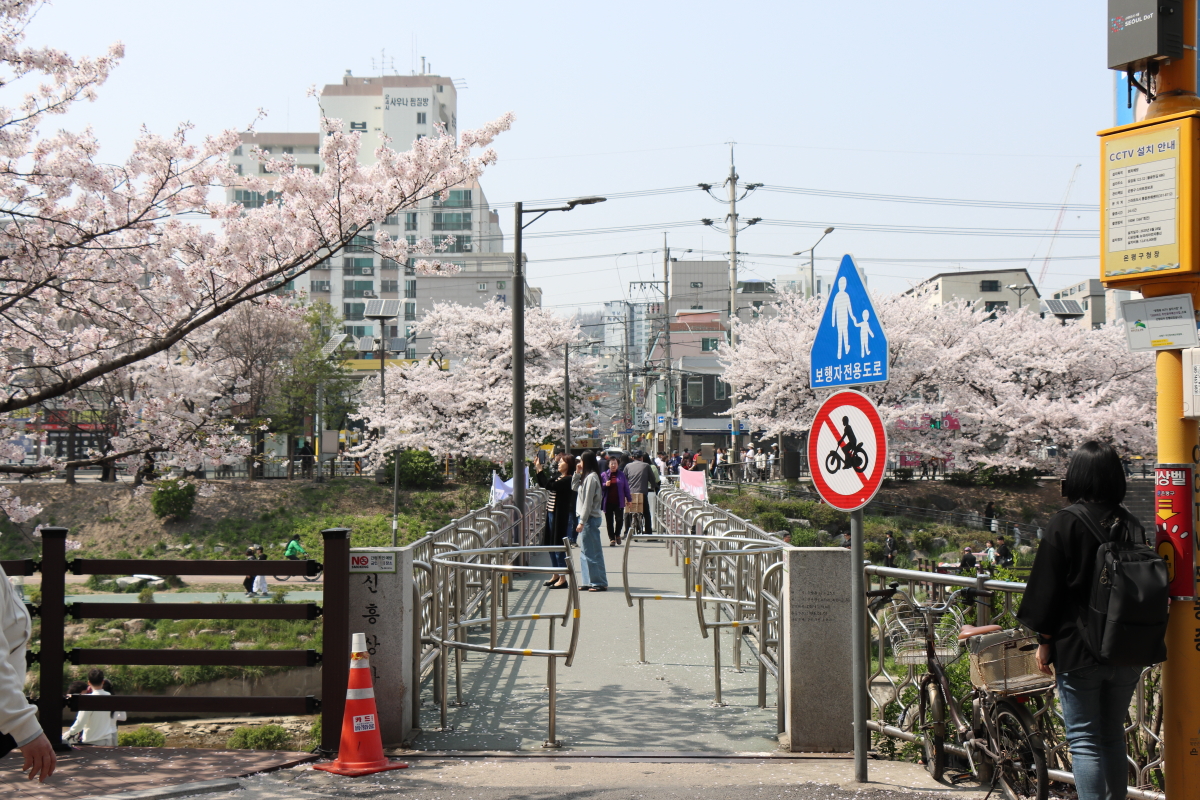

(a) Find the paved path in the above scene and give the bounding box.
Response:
[59,590,322,604]
[231,756,989,800]
[410,537,780,752]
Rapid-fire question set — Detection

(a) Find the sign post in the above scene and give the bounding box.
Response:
[808,256,890,782]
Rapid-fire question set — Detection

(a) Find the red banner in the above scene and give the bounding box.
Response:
[1155,464,1196,598]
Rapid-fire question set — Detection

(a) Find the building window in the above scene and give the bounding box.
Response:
[350,122,367,131]
[384,214,398,225]
[310,280,331,292]
[477,282,488,291]
[381,258,399,271]
[980,280,1001,292]
[715,381,728,400]
[444,236,472,253]
[405,302,416,321]
[1082,299,1089,310]
[404,258,416,276]
[416,112,427,124]
[347,235,373,253]
[405,213,418,231]
[690,281,704,288]
[497,280,506,290]
[687,378,703,406]
[233,189,280,208]
[234,164,242,175]
[233,146,243,156]
[432,212,471,231]
[344,303,366,321]
[405,235,417,247]
[381,280,399,293]
[343,325,369,338]
[343,258,373,275]
[282,146,293,154]
[983,300,1009,313]
[343,280,374,298]
[404,279,417,299]
[436,189,472,208]
[701,338,720,352]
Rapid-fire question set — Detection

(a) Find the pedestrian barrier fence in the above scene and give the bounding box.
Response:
[865,563,1165,800]
[405,489,549,733]
[429,543,580,747]
[652,487,788,730]
[6,526,353,753]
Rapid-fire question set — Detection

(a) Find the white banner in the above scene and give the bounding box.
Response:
[679,468,708,502]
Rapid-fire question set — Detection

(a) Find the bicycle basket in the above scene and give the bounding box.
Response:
[966,628,1055,694]
[885,606,960,666]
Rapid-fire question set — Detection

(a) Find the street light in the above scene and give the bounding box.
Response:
[793,227,835,300]
[513,196,606,535]
[1005,283,1035,312]
[363,299,401,546]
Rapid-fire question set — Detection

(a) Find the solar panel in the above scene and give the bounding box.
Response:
[1062,300,1084,314]
[363,299,401,318]
[319,333,349,358]
[356,336,378,351]
[1045,299,1084,317]
[388,338,407,353]
[1045,299,1066,314]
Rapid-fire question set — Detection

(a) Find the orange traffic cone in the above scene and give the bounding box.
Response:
[313,633,409,777]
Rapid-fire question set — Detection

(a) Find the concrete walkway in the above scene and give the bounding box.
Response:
[410,538,781,753]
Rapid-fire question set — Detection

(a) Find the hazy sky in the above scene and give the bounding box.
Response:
[28,0,1111,313]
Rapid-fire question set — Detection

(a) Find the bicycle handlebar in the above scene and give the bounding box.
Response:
[866,584,991,613]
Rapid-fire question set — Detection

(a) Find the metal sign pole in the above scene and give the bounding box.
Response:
[850,506,867,782]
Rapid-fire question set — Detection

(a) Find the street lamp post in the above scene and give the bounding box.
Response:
[513,197,606,538]
[1005,283,1034,312]
[364,300,401,546]
[793,227,835,299]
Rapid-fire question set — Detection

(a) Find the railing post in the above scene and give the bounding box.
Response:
[37,526,68,750]
[321,527,351,752]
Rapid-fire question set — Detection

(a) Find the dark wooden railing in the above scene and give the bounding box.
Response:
[19,526,351,753]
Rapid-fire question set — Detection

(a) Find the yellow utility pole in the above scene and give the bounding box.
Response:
[1104,2,1200,793]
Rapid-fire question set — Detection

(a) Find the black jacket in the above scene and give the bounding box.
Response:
[534,469,575,547]
[1016,501,1122,673]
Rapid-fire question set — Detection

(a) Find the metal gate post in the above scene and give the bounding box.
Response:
[321,527,351,753]
[37,527,67,749]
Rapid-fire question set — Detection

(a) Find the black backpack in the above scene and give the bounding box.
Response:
[1063,504,1169,667]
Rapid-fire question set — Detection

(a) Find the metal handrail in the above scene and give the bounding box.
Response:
[864,563,1165,800]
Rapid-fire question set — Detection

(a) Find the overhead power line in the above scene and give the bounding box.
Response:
[759,184,1099,212]
[757,219,1097,239]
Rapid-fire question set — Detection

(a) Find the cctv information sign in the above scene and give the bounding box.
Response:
[1099,110,1200,287]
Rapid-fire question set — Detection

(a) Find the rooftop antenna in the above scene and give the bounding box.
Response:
[371,49,396,77]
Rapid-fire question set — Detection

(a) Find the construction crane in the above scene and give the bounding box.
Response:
[1037,163,1082,287]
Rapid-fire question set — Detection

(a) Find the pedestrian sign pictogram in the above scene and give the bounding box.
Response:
[807,390,888,512]
[809,254,888,389]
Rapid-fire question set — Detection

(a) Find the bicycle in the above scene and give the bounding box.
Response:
[826,443,869,474]
[624,494,646,538]
[868,584,1051,800]
[273,556,323,582]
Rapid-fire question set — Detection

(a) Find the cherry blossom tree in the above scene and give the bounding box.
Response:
[722,292,1155,470]
[0,1,512,519]
[353,301,598,465]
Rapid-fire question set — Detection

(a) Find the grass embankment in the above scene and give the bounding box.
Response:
[711,489,1036,567]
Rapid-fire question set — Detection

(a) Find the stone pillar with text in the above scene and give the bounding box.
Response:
[347,547,415,746]
[782,546,853,752]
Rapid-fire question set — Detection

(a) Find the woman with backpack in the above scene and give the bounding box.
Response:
[1017,441,1168,800]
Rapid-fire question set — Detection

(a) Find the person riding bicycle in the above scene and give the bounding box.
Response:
[836,416,860,469]
[283,534,306,561]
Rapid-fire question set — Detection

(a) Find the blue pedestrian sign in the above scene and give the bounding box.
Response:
[809,255,888,389]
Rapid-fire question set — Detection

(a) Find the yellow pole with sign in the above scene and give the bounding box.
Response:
[1106,3,1200,793]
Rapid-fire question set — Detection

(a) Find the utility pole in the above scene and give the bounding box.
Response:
[726,145,740,455]
[664,233,673,454]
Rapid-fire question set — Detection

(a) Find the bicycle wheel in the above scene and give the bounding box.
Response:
[272,575,291,582]
[627,514,644,537]
[303,568,324,583]
[824,451,842,474]
[991,701,1048,800]
[922,681,947,782]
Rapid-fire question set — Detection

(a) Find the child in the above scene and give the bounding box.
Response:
[854,310,875,357]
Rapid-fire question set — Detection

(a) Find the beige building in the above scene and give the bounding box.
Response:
[907,268,1041,313]
[226,71,533,358]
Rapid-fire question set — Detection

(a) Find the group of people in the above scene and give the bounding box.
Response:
[657,444,777,482]
[957,536,1015,571]
[534,449,661,593]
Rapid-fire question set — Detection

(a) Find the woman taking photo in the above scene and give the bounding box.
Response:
[572,450,608,591]
[533,453,576,589]
[1017,441,1160,800]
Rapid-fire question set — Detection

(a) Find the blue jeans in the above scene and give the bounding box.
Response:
[577,514,607,588]
[567,511,579,545]
[547,512,566,570]
[1057,664,1141,800]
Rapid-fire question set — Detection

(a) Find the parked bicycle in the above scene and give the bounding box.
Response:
[868,584,1052,800]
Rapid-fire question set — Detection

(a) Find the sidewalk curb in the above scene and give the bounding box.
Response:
[76,777,240,800]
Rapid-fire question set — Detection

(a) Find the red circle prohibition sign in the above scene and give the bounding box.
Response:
[807,390,888,511]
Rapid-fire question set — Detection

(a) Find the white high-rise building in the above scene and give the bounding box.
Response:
[227,70,533,358]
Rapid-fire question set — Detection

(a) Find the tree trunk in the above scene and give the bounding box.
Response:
[286,435,295,480]
[65,464,76,485]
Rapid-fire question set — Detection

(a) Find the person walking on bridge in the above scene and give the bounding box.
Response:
[572,452,608,592]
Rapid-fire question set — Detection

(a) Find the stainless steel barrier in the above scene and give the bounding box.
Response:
[405,490,548,729]
[430,542,580,747]
[645,487,787,727]
[865,564,1165,800]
